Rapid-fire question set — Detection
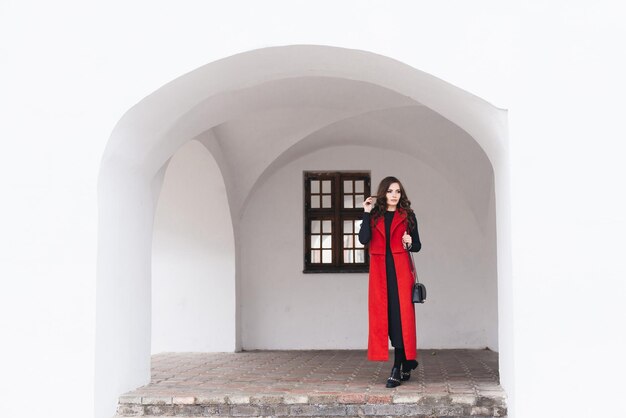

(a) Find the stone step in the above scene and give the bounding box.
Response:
[115,392,507,417]
[114,350,507,417]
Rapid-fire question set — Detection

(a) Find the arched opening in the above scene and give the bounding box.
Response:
[151,140,235,353]
[96,45,511,418]
[239,104,497,351]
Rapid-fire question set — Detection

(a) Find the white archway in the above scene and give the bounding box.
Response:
[236,104,498,352]
[151,140,236,353]
[96,45,511,418]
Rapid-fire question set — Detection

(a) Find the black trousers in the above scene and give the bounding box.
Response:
[386,251,404,349]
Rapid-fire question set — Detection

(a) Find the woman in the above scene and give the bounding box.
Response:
[358,176,422,388]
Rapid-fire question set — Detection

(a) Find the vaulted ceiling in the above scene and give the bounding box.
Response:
[102,45,502,232]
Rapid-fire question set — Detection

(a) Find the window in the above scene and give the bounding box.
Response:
[303,171,371,273]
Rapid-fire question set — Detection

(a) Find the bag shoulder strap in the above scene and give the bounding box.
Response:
[404,237,420,284]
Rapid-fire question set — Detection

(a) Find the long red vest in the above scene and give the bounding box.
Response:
[367,208,418,361]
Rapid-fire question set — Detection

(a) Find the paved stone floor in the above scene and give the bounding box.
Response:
[117,349,507,417]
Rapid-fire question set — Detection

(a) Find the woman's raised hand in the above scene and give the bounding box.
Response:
[363,196,376,213]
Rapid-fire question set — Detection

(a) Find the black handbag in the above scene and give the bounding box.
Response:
[406,243,426,303]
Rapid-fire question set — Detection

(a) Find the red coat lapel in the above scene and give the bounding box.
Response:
[390,209,407,236]
[373,209,407,237]
[374,216,385,236]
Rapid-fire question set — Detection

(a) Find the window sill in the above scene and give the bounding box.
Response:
[303,267,369,274]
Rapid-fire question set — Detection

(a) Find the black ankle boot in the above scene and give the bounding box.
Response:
[385,366,402,388]
[400,360,418,381]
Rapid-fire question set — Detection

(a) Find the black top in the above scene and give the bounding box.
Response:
[358,210,421,252]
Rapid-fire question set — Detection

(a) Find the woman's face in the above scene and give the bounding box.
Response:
[386,182,402,208]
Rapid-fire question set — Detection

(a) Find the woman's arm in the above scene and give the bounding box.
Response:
[358,212,371,245]
[408,212,421,252]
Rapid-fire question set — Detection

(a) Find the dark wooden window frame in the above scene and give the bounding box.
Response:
[303,171,371,273]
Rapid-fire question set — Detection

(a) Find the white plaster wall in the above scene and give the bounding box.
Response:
[507,4,626,417]
[241,145,497,350]
[151,140,235,353]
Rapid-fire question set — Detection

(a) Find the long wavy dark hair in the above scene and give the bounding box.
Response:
[370,176,416,230]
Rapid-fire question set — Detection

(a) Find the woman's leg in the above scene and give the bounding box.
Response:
[386,348,402,388]
[400,345,418,381]
[394,347,403,368]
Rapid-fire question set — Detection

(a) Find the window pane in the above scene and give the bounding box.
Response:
[343,180,352,193]
[355,180,364,193]
[322,220,332,233]
[311,180,320,194]
[311,195,320,208]
[354,220,362,233]
[322,250,332,263]
[343,234,353,248]
[355,236,364,248]
[343,220,353,233]
[321,234,332,249]
[311,235,320,249]
[343,195,354,208]
[322,195,331,208]
[343,250,353,263]
[311,220,321,234]
[355,194,364,207]
[311,250,321,263]
[355,249,365,263]
[322,180,331,193]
